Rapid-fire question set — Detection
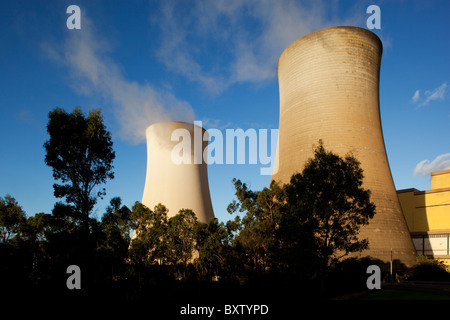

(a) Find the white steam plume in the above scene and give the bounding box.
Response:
[42,15,194,145]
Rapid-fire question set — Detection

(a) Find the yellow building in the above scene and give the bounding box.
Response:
[397,170,450,266]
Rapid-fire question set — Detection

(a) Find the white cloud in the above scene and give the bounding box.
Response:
[423,82,447,106]
[154,0,356,93]
[413,82,448,108]
[414,153,450,176]
[200,118,233,131]
[411,90,420,103]
[41,2,362,142]
[42,16,194,145]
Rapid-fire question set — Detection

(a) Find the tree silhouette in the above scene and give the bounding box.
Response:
[44,107,115,230]
[228,141,376,284]
[285,141,376,275]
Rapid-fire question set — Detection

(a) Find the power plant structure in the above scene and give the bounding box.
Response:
[141,121,215,224]
[271,26,417,268]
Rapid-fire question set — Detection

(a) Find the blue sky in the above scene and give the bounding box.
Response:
[0,0,449,223]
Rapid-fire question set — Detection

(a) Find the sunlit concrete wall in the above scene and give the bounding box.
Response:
[272,26,417,267]
[141,121,215,224]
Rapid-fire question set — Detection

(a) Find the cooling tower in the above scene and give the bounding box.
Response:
[141,121,214,223]
[272,26,417,267]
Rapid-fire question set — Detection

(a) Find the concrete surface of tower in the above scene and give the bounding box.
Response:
[271,26,417,268]
[141,121,215,224]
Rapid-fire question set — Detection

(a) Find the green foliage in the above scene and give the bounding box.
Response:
[325,256,385,297]
[285,141,376,273]
[227,179,284,277]
[44,107,115,226]
[129,202,169,265]
[21,212,51,243]
[101,197,132,246]
[130,204,206,280]
[5,139,432,301]
[194,217,230,279]
[98,197,132,277]
[408,256,450,281]
[227,141,376,282]
[0,194,26,243]
[166,209,198,278]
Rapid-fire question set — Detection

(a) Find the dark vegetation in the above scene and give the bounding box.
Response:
[2,107,449,307]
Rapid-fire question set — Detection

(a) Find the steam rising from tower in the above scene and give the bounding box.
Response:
[142,121,214,223]
[271,26,416,267]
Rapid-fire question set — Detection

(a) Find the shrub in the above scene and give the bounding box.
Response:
[408,256,450,281]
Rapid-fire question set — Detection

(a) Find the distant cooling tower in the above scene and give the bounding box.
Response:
[272,26,417,267]
[141,121,214,223]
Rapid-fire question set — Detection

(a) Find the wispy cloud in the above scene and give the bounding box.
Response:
[154,0,357,94]
[412,82,447,108]
[411,90,420,103]
[200,118,234,131]
[414,153,450,176]
[41,15,194,145]
[41,1,362,143]
[14,109,35,125]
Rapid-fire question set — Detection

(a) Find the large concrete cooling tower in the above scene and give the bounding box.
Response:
[271,26,416,267]
[141,121,214,223]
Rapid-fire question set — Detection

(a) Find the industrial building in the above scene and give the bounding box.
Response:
[398,170,450,267]
[271,26,417,268]
[138,27,449,273]
[141,121,215,224]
